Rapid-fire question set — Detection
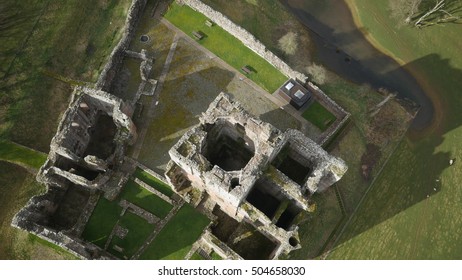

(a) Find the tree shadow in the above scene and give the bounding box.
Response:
[280,0,433,129]
[280,0,462,258]
[135,66,235,174]
[414,0,462,27]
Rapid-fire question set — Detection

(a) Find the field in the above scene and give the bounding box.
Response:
[0,0,131,152]
[164,2,287,93]
[0,141,47,170]
[328,0,462,259]
[0,162,76,259]
[302,101,336,131]
[140,204,211,260]
[0,0,131,259]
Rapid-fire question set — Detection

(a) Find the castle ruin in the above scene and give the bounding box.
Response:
[11,0,349,260]
[166,93,347,259]
[12,86,138,259]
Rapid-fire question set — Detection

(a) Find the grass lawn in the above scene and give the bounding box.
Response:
[201,0,313,74]
[328,0,462,259]
[211,250,222,260]
[189,252,205,260]
[164,2,287,93]
[140,204,210,260]
[81,198,122,248]
[133,168,174,197]
[301,101,336,131]
[120,180,173,219]
[108,212,155,259]
[0,141,47,169]
[189,249,222,260]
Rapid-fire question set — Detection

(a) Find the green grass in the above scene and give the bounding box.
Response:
[164,2,287,93]
[211,250,222,260]
[189,250,222,260]
[0,0,130,152]
[120,180,173,219]
[108,212,155,259]
[0,141,47,169]
[140,204,210,260]
[327,0,462,259]
[81,198,122,248]
[27,234,78,260]
[189,251,206,260]
[133,168,174,197]
[201,0,314,73]
[301,101,336,131]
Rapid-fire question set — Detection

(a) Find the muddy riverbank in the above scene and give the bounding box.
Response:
[280,0,433,130]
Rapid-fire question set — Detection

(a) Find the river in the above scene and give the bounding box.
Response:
[280,0,434,130]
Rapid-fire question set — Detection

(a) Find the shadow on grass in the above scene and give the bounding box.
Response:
[279,0,433,130]
[328,54,462,254]
[140,204,210,260]
[276,0,462,258]
[136,65,234,174]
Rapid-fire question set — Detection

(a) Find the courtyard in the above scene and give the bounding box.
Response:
[81,166,210,259]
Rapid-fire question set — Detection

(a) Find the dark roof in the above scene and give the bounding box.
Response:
[279,79,312,109]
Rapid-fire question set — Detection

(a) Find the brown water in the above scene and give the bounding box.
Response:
[280,0,433,130]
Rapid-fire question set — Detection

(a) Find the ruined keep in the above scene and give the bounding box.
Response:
[166,93,347,259]
[11,0,148,259]
[37,86,137,191]
[11,86,138,259]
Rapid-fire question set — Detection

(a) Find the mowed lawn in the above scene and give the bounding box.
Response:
[302,101,336,131]
[329,0,462,259]
[81,180,172,251]
[81,198,122,248]
[140,204,210,260]
[133,168,174,197]
[164,2,287,93]
[108,211,155,259]
[119,180,173,219]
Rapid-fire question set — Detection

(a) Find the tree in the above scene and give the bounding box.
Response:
[414,0,459,27]
[306,63,328,85]
[389,0,422,24]
[389,0,460,27]
[277,32,298,56]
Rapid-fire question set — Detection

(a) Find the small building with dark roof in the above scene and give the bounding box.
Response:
[278,79,312,110]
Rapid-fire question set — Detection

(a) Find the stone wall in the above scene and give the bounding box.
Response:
[178,0,350,146]
[165,92,348,259]
[307,82,351,147]
[96,0,148,91]
[12,0,146,260]
[178,0,308,83]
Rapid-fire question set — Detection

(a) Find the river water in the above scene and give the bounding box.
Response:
[280,0,433,130]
